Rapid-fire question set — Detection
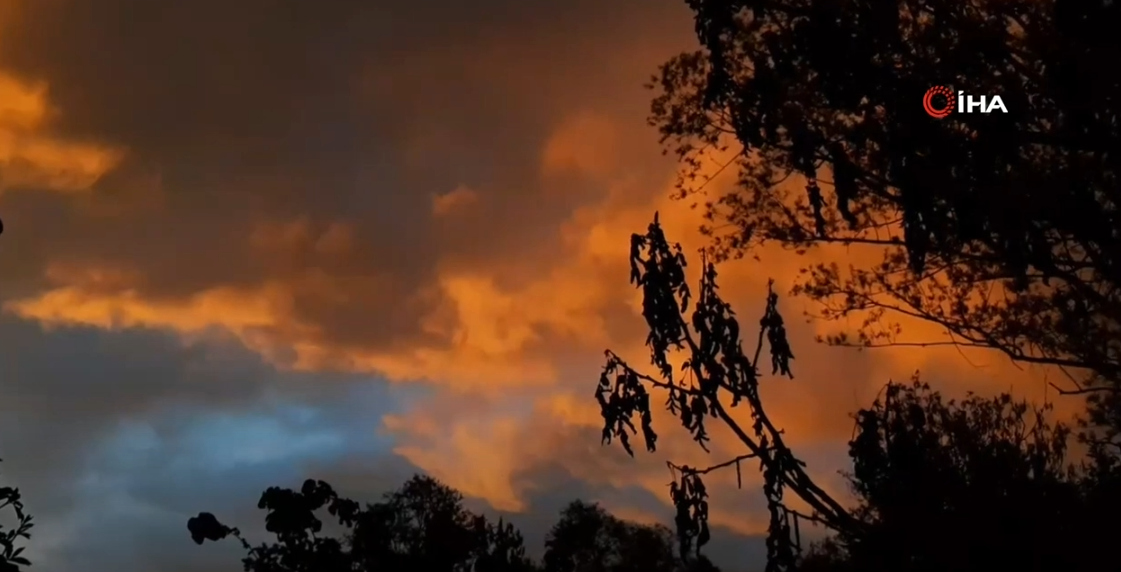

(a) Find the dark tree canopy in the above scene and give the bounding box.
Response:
[543,500,717,572]
[796,380,1120,572]
[649,0,1121,437]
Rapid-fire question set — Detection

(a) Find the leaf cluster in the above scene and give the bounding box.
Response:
[596,215,852,572]
[0,460,32,572]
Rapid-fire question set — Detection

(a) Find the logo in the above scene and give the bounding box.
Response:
[922,86,955,118]
[923,85,1007,118]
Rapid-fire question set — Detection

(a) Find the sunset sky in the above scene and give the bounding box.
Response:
[0,1,1068,570]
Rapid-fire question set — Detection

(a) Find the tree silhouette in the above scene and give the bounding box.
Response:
[795,379,1120,572]
[648,0,1121,428]
[596,215,856,572]
[0,460,32,572]
[542,500,716,572]
[188,474,538,572]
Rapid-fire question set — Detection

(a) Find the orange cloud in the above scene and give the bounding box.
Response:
[5,281,304,344]
[0,72,123,193]
[0,73,48,129]
[541,111,620,179]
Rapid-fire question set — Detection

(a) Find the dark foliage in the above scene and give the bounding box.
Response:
[795,379,1121,572]
[648,0,1121,445]
[596,215,854,572]
[0,460,32,571]
[188,474,537,572]
[543,500,718,572]
[189,475,719,572]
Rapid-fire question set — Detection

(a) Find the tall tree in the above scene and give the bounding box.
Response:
[648,0,1121,439]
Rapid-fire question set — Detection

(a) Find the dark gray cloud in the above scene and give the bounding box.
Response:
[0,0,692,347]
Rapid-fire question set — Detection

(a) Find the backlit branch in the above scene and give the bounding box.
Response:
[595,214,860,572]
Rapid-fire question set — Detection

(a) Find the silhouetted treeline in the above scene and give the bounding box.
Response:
[184,377,1119,572]
[187,474,721,572]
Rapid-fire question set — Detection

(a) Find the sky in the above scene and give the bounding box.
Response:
[0,1,1073,570]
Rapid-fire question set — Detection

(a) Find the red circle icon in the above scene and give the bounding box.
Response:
[923,86,954,119]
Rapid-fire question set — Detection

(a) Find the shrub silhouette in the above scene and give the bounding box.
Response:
[0,460,32,571]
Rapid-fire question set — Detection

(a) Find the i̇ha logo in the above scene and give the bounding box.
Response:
[923,85,1008,118]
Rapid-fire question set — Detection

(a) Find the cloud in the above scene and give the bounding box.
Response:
[541,111,621,179]
[0,0,1070,570]
[0,71,123,193]
[433,185,479,216]
[0,311,424,571]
